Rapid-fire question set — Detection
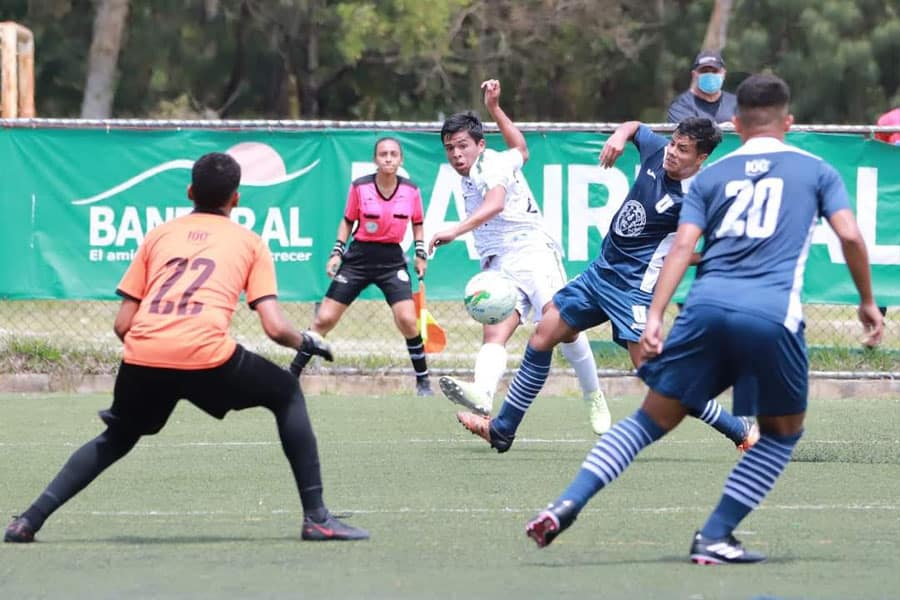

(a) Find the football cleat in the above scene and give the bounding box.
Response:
[456,412,514,453]
[416,377,435,397]
[525,500,579,548]
[736,417,760,453]
[689,531,766,565]
[586,389,611,435]
[301,513,369,541]
[439,376,491,416]
[4,516,36,543]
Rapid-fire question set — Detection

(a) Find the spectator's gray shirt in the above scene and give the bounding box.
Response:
[666,90,737,123]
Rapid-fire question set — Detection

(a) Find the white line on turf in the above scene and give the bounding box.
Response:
[0,503,893,518]
[1,439,898,447]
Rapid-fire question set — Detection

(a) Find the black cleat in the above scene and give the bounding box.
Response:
[301,512,369,541]
[4,516,36,543]
[416,378,434,397]
[689,531,766,565]
[525,500,579,548]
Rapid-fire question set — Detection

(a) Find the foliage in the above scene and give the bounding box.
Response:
[0,0,897,121]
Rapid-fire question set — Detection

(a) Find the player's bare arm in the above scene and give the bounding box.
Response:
[599,121,641,168]
[257,298,334,361]
[827,208,884,347]
[428,185,506,253]
[482,79,529,164]
[113,297,140,341]
[639,222,703,358]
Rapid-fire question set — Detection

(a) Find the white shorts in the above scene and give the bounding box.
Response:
[481,243,567,324]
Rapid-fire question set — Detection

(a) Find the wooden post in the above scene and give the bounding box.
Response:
[0,22,35,118]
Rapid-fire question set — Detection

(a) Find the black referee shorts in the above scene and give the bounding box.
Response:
[99,345,299,436]
[325,241,413,306]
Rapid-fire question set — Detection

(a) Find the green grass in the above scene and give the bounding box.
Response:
[2,392,899,599]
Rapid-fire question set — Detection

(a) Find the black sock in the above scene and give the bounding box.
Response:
[288,350,314,376]
[272,387,325,518]
[25,427,139,531]
[406,335,428,380]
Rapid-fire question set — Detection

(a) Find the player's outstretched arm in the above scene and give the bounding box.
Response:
[255,298,334,361]
[482,79,529,164]
[827,209,884,347]
[599,121,641,168]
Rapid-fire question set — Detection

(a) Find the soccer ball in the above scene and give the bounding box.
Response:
[463,271,518,325]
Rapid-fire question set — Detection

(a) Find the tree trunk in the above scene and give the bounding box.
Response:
[701,0,731,52]
[81,0,130,118]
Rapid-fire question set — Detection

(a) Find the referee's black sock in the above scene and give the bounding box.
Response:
[288,350,314,376]
[406,335,429,380]
[24,427,139,531]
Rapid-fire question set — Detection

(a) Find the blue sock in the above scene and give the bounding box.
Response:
[492,345,552,438]
[558,408,667,510]
[690,400,747,445]
[701,430,803,539]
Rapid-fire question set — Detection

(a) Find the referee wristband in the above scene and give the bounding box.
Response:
[414,240,427,260]
[330,239,346,258]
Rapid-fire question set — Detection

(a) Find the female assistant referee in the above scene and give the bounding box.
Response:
[289,137,433,396]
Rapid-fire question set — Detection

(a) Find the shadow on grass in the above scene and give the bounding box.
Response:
[59,534,296,545]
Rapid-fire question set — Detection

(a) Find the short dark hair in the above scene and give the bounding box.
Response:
[736,74,791,127]
[674,117,723,156]
[440,111,484,143]
[191,152,241,209]
[374,136,403,156]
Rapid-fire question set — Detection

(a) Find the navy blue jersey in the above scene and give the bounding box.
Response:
[597,125,694,293]
[680,137,851,332]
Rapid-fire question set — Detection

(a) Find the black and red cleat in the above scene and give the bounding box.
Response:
[525,500,578,548]
[4,516,36,543]
[301,512,369,541]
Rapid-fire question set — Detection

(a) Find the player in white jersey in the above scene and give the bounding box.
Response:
[428,79,609,434]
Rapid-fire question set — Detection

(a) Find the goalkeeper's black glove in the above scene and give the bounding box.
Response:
[300,331,334,361]
[288,331,334,376]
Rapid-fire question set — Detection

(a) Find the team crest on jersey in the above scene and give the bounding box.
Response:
[745,159,771,175]
[614,200,647,237]
[365,221,378,233]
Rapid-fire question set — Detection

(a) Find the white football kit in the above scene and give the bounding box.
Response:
[461,148,566,323]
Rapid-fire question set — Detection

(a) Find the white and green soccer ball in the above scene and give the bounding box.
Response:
[463,271,518,325]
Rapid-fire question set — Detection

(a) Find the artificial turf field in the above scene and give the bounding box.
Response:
[1,391,898,599]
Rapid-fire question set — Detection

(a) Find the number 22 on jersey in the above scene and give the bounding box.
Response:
[714,177,784,239]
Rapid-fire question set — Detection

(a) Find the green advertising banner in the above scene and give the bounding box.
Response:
[1,127,898,303]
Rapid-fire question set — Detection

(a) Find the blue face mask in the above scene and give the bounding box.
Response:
[697,72,724,94]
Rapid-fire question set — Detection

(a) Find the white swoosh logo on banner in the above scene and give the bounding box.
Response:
[72,158,320,206]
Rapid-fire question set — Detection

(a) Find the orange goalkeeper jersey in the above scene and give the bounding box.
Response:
[116,211,277,369]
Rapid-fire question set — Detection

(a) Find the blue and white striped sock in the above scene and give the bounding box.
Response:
[558,409,667,510]
[492,345,552,438]
[691,399,747,445]
[701,430,803,539]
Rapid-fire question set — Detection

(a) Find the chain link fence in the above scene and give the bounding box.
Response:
[1,299,896,376]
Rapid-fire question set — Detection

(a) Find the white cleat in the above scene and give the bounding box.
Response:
[587,389,611,435]
[439,376,491,416]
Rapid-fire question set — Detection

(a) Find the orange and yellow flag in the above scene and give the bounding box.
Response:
[412,280,447,353]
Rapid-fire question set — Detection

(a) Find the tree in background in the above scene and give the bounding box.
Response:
[0,0,896,122]
[81,0,129,118]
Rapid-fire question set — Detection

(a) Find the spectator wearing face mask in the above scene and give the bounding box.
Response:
[666,50,737,124]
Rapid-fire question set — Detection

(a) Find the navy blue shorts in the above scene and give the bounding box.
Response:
[637,303,808,417]
[554,263,651,348]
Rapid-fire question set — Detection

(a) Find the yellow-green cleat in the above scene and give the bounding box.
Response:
[586,389,611,435]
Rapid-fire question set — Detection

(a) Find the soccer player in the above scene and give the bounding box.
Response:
[456,117,758,453]
[288,137,434,396]
[524,74,884,564]
[4,153,369,543]
[428,79,607,433]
